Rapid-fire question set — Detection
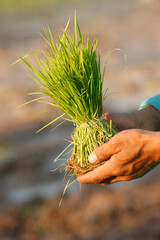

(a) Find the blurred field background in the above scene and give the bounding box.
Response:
[0,0,160,239]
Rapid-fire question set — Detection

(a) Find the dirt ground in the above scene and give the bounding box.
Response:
[0,177,160,240]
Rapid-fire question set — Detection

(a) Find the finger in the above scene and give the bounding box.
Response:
[77,159,115,184]
[100,176,116,185]
[89,137,119,164]
[102,112,110,120]
[100,175,133,185]
[103,112,123,129]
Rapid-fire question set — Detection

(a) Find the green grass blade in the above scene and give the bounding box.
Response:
[36,113,65,133]
[18,97,46,108]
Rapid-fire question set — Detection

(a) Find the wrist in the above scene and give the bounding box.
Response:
[148,131,160,162]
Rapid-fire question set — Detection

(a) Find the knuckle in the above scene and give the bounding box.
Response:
[95,147,108,162]
[110,157,122,176]
[91,174,101,184]
[112,168,120,176]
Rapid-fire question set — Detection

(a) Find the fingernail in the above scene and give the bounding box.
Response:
[89,153,98,164]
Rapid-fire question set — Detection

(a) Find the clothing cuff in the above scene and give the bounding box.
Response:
[139,94,160,111]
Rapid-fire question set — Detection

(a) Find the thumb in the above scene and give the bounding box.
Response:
[89,138,118,164]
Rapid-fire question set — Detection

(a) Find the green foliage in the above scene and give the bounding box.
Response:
[18,12,117,169]
[20,13,103,124]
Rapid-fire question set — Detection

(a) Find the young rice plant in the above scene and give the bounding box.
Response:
[16,12,118,176]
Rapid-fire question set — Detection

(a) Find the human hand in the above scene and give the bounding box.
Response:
[103,105,160,131]
[77,129,160,185]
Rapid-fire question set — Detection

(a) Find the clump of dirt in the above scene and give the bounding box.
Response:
[66,154,105,176]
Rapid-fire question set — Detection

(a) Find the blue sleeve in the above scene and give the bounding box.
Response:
[139,94,160,111]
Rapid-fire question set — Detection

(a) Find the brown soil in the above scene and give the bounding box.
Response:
[0,178,160,240]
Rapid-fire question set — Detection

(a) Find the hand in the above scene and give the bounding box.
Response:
[103,105,160,131]
[77,129,160,185]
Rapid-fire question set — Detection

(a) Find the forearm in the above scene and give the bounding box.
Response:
[104,105,160,131]
[137,94,160,131]
[135,106,160,131]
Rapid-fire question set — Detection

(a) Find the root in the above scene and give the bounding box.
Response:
[65,119,118,176]
[66,154,104,176]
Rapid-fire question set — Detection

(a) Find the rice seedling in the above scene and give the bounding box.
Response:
[15,11,118,176]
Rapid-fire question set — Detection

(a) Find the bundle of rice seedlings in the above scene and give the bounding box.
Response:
[17,12,118,176]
